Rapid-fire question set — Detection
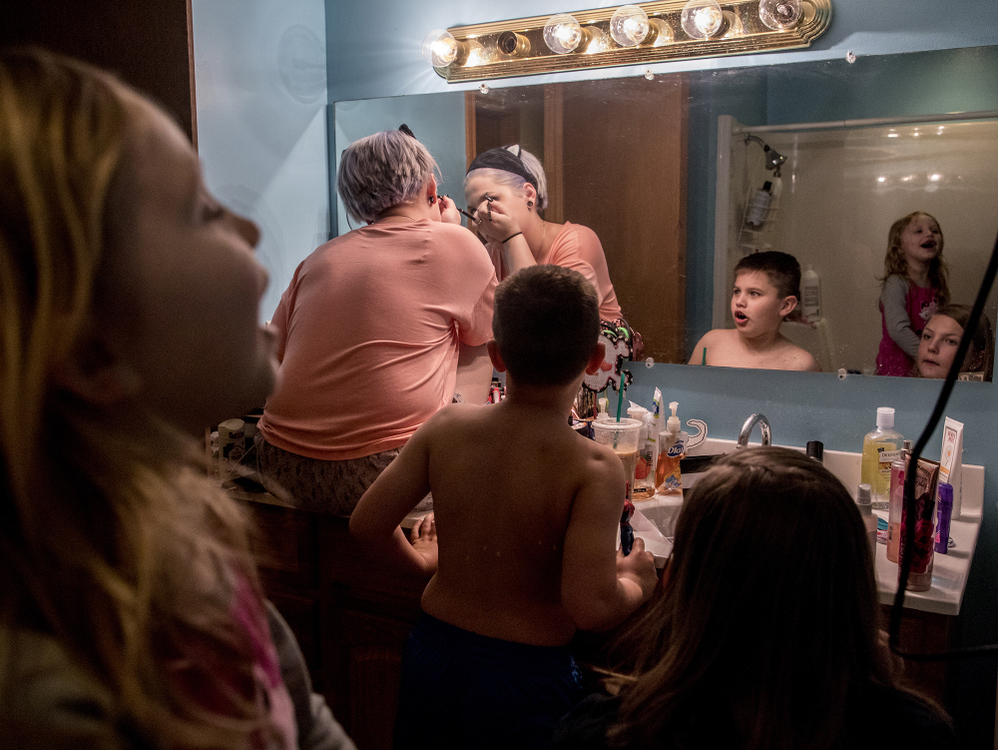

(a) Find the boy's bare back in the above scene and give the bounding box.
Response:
[352,399,653,647]
[691,328,819,372]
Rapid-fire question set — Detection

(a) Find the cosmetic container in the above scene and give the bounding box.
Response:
[628,404,656,499]
[935,482,953,555]
[806,440,823,462]
[855,483,877,558]
[744,181,773,228]
[801,265,821,321]
[861,407,903,510]
[897,457,940,592]
[886,455,906,563]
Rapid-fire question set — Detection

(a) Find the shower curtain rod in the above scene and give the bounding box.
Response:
[733,109,998,135]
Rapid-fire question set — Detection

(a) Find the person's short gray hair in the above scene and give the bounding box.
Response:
[337,130,439,224]
[464,144,548,210]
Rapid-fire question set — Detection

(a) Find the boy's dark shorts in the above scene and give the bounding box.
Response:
[394,612,584,749]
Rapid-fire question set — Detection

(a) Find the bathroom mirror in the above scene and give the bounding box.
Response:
[333,44,998,379]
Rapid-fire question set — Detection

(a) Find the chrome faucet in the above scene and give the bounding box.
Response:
[737,413,772,448]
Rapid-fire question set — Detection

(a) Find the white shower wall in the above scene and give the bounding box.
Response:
[723,117,998,374]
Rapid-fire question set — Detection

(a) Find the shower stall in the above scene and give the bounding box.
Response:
[715,111,998,374]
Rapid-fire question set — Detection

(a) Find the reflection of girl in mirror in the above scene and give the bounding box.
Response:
[915,304,994,381]
[553,447,957,750]
[876,211,950,376]
[0,48,353,747]
[464,146,642,356]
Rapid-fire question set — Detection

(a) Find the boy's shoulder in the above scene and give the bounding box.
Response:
[771,336,819,371]
[699,327,742,355]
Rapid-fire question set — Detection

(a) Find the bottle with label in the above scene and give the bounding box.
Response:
[628,404,656,499]
[655,401,686,495]
[744,181,773,228]
[801,264,821,321]
[886,454,907,563]
[860,407,903,510]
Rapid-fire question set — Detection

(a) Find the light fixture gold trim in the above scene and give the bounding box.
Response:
[431,0,831,82]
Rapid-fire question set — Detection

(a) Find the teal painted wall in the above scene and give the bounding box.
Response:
[332,93,466,237]
[320,1,998,743]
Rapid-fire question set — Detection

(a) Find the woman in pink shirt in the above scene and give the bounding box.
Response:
[256,129,498,515]
[463,145,641,358]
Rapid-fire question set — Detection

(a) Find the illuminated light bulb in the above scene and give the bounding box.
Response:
[681,0,724,39]
[422,29,460,67]
[610,5,650,47]
[758,0,803,31]
[544,14,584,54]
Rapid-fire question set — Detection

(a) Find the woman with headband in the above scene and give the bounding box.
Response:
[464,145,624,326]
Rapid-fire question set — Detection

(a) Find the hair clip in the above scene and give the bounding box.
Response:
[399,124,416,138]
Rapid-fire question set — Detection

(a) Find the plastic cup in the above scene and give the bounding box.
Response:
[592,418,643,503]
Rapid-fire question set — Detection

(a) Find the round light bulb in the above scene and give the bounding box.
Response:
[544,14,584,54]
[422,29,459,68]
[610,6,650,47]
[681,0,723,39]
[649,18,675,46]
[758,0,803,30]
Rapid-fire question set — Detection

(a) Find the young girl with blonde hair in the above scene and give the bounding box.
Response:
[876,211,950,376]
[0,47,352,749]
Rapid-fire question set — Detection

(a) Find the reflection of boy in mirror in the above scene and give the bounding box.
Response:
[689,251,820,372]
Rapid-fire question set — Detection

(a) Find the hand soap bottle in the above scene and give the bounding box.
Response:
[861,407,903,510]
[655,401,685,495]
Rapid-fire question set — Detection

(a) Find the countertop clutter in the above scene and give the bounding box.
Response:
[633,438,984,617]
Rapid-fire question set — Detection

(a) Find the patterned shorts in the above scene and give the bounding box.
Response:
[253,433,432,516]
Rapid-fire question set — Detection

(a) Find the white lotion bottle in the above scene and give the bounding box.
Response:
[801,264,821,321]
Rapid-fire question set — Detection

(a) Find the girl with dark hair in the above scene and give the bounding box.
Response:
[916,303,995,381]
[554,447,956,750]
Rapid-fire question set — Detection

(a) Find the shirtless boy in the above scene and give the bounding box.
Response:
[350,265,658,749]
[689,251,820,372]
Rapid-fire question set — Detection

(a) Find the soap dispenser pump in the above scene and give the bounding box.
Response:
[655,401,686,495]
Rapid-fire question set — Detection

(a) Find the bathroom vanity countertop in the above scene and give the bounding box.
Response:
[631,495,981,617]
[872,510,981,616]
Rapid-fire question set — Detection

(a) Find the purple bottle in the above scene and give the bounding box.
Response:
[934,483,953,554]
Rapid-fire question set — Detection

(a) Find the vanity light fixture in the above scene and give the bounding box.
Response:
[426,0,831,83]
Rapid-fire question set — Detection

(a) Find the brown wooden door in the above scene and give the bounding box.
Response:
[3,0,197,142]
